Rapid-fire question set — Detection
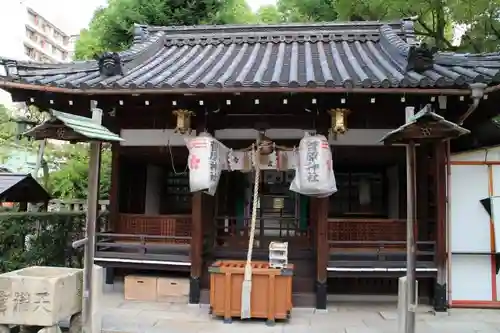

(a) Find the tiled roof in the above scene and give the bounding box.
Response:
[24,110,124,142]
[1,20,500,91]
[0,173,50,203]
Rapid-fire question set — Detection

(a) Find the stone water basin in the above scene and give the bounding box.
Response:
[0,266,82,327]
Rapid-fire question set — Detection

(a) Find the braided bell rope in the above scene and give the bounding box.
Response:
[245,143,260,266]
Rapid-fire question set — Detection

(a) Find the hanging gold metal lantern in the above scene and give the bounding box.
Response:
[328,108,351,137]
[172,109,194,135]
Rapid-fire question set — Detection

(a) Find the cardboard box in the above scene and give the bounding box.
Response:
[124,275,157,301]
[157,277,189,302]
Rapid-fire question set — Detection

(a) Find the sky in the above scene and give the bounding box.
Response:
[28,0,278,34]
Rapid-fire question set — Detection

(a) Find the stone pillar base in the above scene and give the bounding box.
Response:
[316,280,327,310]
[104,267,114,285]
[189,276,201,304]
[433,282,447,312]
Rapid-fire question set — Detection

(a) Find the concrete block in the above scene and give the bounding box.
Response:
[397,276,418,333]
[92,265,104,333]
[0,266,82,327]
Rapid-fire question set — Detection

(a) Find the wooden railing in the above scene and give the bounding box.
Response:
[48,199,110,212]
[328,218,406,245]
[116,213,192,244]
[95,232,191,268]
[214,216,311,250]
[327,218,436,266]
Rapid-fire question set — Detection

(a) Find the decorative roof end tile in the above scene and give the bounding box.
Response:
[97,52,123,77]
[3,60,19,77]
[406,43,437,73]
[133,24,149,44]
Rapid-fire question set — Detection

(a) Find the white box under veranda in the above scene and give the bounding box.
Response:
[0,266,82,327]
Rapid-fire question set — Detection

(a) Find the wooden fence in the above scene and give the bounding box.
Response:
[47,199,110,212]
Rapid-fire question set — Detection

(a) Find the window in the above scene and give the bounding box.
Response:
[26,29,35,41]
[53,31,62,42]
[29,12,38,25]
[329,171,386,218]
[24,46,35,59]
[24,46,30,56]
[161,169,191,214]
[51,45,61,57]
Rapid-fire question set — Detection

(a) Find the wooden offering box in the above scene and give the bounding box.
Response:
[208,260,293,324]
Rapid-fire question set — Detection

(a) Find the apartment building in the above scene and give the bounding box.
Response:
[0,2,78,105]
[0,2,76,64]
[23,8,75,63]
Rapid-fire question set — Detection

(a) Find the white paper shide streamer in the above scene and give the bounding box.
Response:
[290,133,337,197]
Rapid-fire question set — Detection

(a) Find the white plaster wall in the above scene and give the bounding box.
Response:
[144,164,162,215]
[450,254,492,301]
[119,128,395,146]
[449,146,500,303]
[450,164,490,253]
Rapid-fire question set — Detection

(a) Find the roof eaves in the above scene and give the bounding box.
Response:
[51,110,123,142]
[23,110,123,143]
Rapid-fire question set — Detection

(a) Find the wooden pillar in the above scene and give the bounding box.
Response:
[201,192,215,290]
[190,191,203,304]
[105,143,120,285]
[315,197,329,309]
[416,145,430,240]
[108,143,120,231]
[434,141,448,311]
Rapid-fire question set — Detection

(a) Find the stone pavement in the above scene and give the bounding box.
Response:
[99,292,500,333]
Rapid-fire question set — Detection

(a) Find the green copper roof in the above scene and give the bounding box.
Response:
[24,110,123,143]
[380,104,470,144]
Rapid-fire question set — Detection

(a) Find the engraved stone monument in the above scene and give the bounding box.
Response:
[0,266,82,332]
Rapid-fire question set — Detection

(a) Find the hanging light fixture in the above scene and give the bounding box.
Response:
[172,109,194,135]
[328,108,351,138]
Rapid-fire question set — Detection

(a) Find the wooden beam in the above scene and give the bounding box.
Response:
[105,143,120,286]
[434,141,448,311]
[315,197,329,310]
[108,144,120,231]
[190,191,203,304]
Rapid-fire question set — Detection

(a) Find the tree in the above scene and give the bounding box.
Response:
[47,144,111,200]
[75,0,256,60]
[0,104,17,143]
[75,0,499,60]
[267,0,498,52]
[256,5,282,24]
[334,0,500,52]
[218,0,257,24]
[277,0,337,22]
[453,0,500,52]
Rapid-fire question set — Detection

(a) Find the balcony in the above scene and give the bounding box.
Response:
[94,213,192,270]
[327,218,437,277]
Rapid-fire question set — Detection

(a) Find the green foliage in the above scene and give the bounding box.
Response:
[218,0,257,24]
[0,212,103,272]
[47,144,112,200]
[261,0,499,52]
[277,0,337,22]
[74,0,500,56]
[256,5,282,24]
[75,0,252,59]
[0,104,17,143]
